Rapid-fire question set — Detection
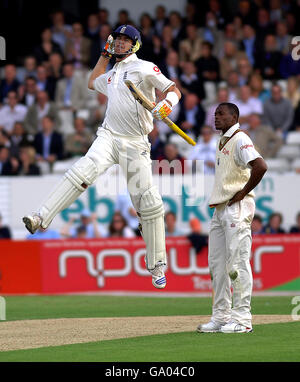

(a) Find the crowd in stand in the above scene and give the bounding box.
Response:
[1,0,300,238]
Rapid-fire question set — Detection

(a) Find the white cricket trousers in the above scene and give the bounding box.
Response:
[208,196,255,328]
[86,128,153,210]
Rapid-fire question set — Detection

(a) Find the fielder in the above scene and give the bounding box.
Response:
[23,25,181,289]
[197,103,267,333]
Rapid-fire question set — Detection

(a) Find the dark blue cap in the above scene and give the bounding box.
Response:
[112,25,142,46]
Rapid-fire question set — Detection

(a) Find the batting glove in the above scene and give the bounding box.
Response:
[151,100,173,120]
[101,35,114,59]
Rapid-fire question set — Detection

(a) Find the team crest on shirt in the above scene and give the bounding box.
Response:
[107,76,112,84]
[153,66,160,74]
[222,148,229,155]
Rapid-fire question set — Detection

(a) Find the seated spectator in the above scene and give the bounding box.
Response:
[179,23,203,62]
[61,209,107,238]
[198,12,223,56]
[148,124,165,161]
[65,117,94,158]
[165,211,183,237]
[16,56,37,83]
[36,65,57,101]
[114,9,133,30]
[262,212,285,234]
[27,227,61,240]
[9,122,32,157]
[115,191,140,236]
[108,211,135,238]
[195,41,220,82]
[188,125,217,174]
[255,34,282,80]
[176,93,205,138]
[0,64,20,104]
[248,73,270,104]
[138,13,155,62]
[168,11,185,51]
[290,212,300,234]
[17,146,40,176]
[0,91,27,134]
[251,214,264,235]
[160,50,181,81]
[263,83,294,136]
[85,13,100,42]
[275,21,292,55]
[87,92,107,132]
[50,10,72,52]
[235,85,263,129]
[226,70,240,102]
[205,87,229,128]
[33,115,64,166]
[47,52,64,81]
[220,41,247,81]
[55,62,87,112]
[187,218,208,253]
[150,34,167,68]
[0,212,11,239]
[236,57,252,86]
[64,22,91,69]
[179,61,205,101]
[247,113,282,158]
[33,28,63,64]
[239,24,259,67]
[0,146,19,175]
[270,0,283,24]
[284,76,300,109]
[153,5,168,37]
[161,25,176,52]
[256,8,275,42]
[154,143,186,175]
[24,90,61,135]
[236,1,256,26]
[18,76,38,107]
[90,23,112,68]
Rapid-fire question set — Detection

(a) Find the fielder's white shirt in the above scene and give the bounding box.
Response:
[93,54,174,136]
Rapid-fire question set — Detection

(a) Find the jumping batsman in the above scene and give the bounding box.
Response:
[23,25,181,289]
[197,103,267,333]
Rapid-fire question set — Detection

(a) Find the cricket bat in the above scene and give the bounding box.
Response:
[124,80,196,146]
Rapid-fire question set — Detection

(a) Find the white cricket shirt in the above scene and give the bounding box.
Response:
[93,54,174,136]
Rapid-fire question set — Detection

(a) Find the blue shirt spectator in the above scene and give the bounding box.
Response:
[27,228,61,240]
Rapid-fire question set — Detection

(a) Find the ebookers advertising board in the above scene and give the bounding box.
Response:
[0,235,299,294]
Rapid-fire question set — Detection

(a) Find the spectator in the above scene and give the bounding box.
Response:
[16,56,37,83]
[0,128,11,148]
[65,117,94,158]
[160,50,181,81]
[148,124,165,160]
[168,11,185,50]
[0,64,20,104]
[33,115,64,166]
[18,76,38,107]
[247,113,282,158]
[207,0,226,30]
[205,86,229,128]
[36,65,57,101]
[236,0,256,26]
[198,12,222,56]
[154,143,186,175]
[220,40,248,81]
[114,9,133,30]
[290,212,300,234]
[188,125,217,174]
[108,211,135,238]
[55,62,87,111]
[0,91,27,134]
[165,211,183,237]
[98,8,109,25]
[0,146,19,175]
[179,61,205,100]
[161,25,176,51]
[239,24,258,67]
[24,90,61,135]
[236,57,252,86]
[255,34,283,80]
[184,2,198,26]
[85,13,100,42]
[187,218,208,253]
[151,34,167,68]
[153,5,168,37]
[248,73,271,104]
[138,13,155,62]
[33,28,63,64]
[90,23,112,68]
[269,0,283,24]
[284,76,300,109]
[195,41,220,82]
[17,146,40,176]
[179,23,203,62]
[61,209,107,238]
[64,22,92,69]
[115,191,140,236]
[27,227,61,240]
[50,10,72,51]
[263,83,294,136]
[176,93,206,138]
[9,122,32,157]
[87,92,107,133]
[275,21,292,55]
[226,70,240,102]
[256,8,274,41]
[47,52,64,81]
[0,212,11,239]
[251,214,264,235]
[263,212,285,234]
[235,85,263,129]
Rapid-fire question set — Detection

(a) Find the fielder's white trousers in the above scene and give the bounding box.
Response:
[209,196,255,328]
[86,128,153,210]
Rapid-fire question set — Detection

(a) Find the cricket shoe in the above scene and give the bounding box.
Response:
[220,321,253,333]
[196,320,226,333]
[22,214,42,234]
[150,263,166,289]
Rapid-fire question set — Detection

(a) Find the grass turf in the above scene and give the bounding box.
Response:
[2,295,296,321]
[0,322,300,362]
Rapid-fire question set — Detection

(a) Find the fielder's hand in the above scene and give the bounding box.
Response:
[101,35,114,59]
[151,99,173,120]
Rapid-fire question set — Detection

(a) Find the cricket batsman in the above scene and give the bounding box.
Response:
[23,25,181,289]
